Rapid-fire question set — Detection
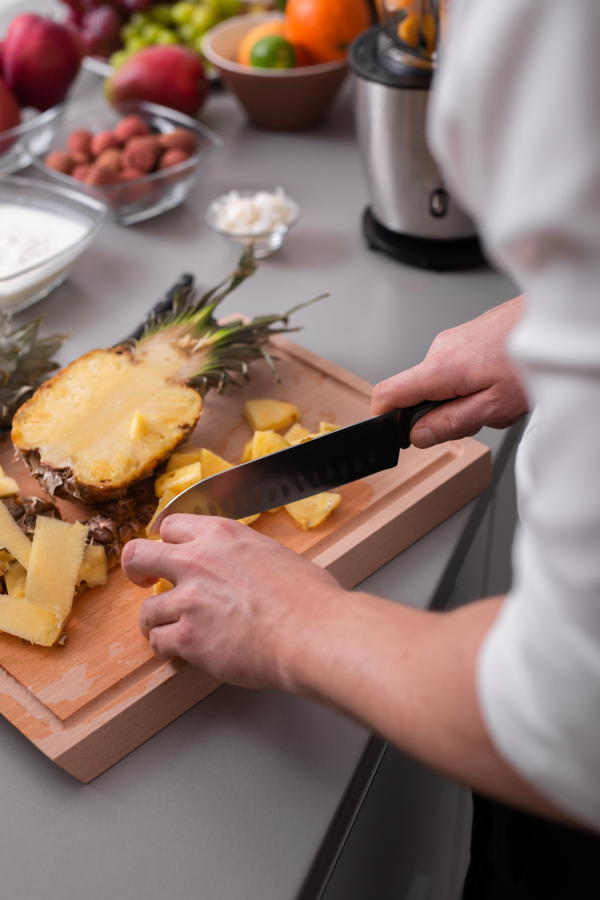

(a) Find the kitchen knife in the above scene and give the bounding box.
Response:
[149,399,448,533]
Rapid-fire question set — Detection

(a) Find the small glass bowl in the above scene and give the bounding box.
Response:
[0,100,69,179]
[206,190,299,258]
[31,100,223,226]
[0,176,107,313]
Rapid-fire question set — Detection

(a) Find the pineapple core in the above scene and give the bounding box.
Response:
[12,346,203,501]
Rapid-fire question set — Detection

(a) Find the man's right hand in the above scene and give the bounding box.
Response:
[371,295,530,448]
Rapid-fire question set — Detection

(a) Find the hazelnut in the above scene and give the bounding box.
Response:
[113,114,151,144]
[158,148,192,170]
[90,130,121,158]
[158,128,198,154]
[121,135,161,173]
[45,150,75,175]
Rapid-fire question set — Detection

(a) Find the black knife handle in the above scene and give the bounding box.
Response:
[398,399,450,449]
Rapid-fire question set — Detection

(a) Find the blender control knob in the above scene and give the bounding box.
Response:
[430,188,449,217]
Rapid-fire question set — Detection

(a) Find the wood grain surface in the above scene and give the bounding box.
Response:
[0,335,491,781]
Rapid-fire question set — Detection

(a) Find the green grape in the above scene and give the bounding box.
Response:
[178,21,199,43]
[130,12,151,30]
[155,28,180,44]
[193,34,207,54]
[109,49,133,69]
[125,34,149,52]
[121,23,139,41]
[212,0,243,17]
[150,4,175,26]
[191,6,217,31]
[171,1,196,25]
[142,23,163,42]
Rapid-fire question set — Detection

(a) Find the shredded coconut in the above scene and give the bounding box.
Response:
[212,188,294,235]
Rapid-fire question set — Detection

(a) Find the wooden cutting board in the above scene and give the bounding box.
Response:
[0,335,491,782]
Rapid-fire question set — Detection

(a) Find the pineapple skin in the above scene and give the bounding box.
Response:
[12,347,202,505]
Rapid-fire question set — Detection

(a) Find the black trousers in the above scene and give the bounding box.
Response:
[462,793,600,900]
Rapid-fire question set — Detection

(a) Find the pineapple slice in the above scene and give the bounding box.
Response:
[319,421,340,433]
[0,548,13,577]
[0,463,19,497]
[249,430,290,460]
[155,462,202,498]
[285,492,342,531]
[198,448,233,479]
[238,514,260,526]
[244,398,300,433]
[77,545,108,588]
[4,561,26,599]
[129,410,149,440]
[146,489,177,536]
[25,517,88,618]
[153,577,174,594]
[240,438,253,464]
[0,499,32,568]
[166,447,203,473]
[284,422,312,444]
[0,596,63,647]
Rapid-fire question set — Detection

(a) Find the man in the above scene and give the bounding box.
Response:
[122,0,600,894]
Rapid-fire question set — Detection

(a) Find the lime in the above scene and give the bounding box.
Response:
[250,35,296,69]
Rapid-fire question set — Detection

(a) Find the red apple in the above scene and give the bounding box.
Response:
[0,77,21,153]
[105,45,208,118]
[2,14,83,112]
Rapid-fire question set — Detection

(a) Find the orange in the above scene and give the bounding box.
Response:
[285,0,372,64]
[237,20,289,65]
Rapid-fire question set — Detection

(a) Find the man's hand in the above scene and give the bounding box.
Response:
[121,514,346,689]
[372,295,529,447]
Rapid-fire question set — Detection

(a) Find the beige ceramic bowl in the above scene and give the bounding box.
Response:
[201,13,348,131]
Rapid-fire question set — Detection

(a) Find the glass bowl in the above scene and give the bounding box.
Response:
[206,190,299,258]
[0,176,107,313]
[0,100,69,179]
[31,100,223,226]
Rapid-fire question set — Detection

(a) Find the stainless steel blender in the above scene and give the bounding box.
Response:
[349,0,485,270]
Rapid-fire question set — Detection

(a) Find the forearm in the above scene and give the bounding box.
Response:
[279,588,571,824]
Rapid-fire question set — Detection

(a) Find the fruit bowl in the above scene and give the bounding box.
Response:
[0,176,107,312]
[0,101,69,179]
[201,13,349,130]
[31,101,223,226]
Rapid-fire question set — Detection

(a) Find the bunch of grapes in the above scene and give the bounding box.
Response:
[58,0,256,63]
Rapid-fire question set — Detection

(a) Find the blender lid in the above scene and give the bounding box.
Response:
[349,27,432,89]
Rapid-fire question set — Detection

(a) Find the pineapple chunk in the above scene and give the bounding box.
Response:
[0,548,14,577]
[284,422,312,444]
[240,438,253,464]
[146,488,177,536]
[4,561,26,599]
[285,492,342,531]
[0,476,19,497]
[250,430,290,460]
[198,448,233,479]
[0,500,32,568]
[25,517,88,619]
[319,421,340,433]
[155,462,202,499]
[166,447,203,473]
[0,596,62,646]
[244,398,300,433]
[77,545,108,587]
[129,410,149,440]
[153,577,174,594]
[238,514,260,526]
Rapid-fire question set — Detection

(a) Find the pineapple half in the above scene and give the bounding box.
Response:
[12,252,321,506]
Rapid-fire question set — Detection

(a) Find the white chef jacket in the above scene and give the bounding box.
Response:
[427,0,600,830]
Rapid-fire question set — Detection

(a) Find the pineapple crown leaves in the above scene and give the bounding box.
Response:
[124,250,327,396]
[0,311,69,436]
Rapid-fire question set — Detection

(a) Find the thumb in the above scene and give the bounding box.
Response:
[372,363,450,416]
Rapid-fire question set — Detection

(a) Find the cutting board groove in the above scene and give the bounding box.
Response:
[0,335,491,781]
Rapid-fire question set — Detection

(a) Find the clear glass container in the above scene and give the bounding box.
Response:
[206,190,299,258]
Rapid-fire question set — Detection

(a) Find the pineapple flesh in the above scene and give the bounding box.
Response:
[244,398,300,432]
[11,253,315,507]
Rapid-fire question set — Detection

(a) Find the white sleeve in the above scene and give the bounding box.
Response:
[428,0,600,829]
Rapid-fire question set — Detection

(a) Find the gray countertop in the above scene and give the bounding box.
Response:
[0,15,518,897]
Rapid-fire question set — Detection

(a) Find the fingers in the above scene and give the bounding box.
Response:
[147,623,184,661]
[138,591,179,640]
[121,537,181,588]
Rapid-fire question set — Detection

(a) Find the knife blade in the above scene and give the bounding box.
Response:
[149,399,448,534]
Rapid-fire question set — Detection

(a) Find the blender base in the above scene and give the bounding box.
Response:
[363,208,487,272]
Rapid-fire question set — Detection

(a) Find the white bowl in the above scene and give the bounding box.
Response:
[0,176,107,312]
[206,189,299,257]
